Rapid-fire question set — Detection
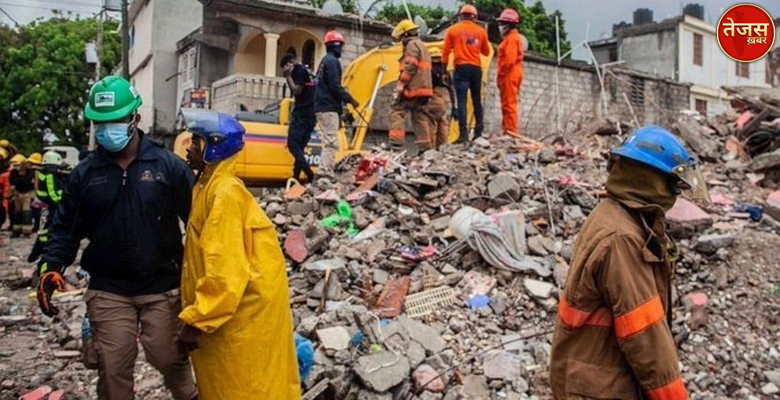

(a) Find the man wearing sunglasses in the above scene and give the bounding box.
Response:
[37,76,197,400]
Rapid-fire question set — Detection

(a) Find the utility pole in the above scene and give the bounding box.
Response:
[121,0,129,79]
[89,9,104,150]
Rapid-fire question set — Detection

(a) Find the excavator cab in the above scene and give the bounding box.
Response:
[173,39,493,183]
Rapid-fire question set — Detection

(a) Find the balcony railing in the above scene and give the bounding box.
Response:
[211,73,288,113]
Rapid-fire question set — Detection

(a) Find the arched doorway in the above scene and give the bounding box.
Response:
[234,31,266,75]
[302,40,315,69]
[276,28,324,76]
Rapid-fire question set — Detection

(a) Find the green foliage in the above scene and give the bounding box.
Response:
[462,0,571,58]
[374,3,454,28]
[0,17,121,153]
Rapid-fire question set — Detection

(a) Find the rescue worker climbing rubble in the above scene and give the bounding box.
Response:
[443,4,490,143]
[37,75,197,400]
[179,108,300,400]
[389,19,434,151]
[315,30,359,177]
[9,154,36,237]
[496,8,525,137]
[28,151,68,263]
[550,126,708,400]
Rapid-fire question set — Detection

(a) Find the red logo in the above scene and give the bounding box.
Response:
[716,4,775,62]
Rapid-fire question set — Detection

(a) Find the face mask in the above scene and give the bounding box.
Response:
[499,25,511,36]
[96,122,134,152]
[328,44,343,58]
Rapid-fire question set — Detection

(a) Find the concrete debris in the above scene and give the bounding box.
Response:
[693,233,736,254]
[461,375,490,399]
[316,326,351,351]
[412,364,444,393]
[523,279,554,299]
[666,198,713,238]
[354,352,410,392]
[482,350,523,380]
[487,172,521,200]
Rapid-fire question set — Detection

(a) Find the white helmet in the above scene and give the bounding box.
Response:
[42,151,63,166]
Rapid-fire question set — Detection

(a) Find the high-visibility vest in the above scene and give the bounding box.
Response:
[36,171,63,204]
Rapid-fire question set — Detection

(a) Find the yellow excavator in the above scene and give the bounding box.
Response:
[174,39,493,182]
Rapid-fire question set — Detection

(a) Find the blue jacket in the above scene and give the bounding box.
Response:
[314,52,355,114]
[43,133,195,296]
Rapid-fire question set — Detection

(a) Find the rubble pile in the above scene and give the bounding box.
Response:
[1,112,779,398]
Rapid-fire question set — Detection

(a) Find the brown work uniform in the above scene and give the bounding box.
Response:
[389,37,433,150]
[550,198,688,400]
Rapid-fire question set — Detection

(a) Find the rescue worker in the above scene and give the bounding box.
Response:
[2,154,24,231]
[28,151,67,263]
[443,4,490,143]
[389,19,434,151]
[428,48,457,149]
[37,76,197,400]
[550,126,703,400]
[314,30,359,176]
[0,139,18,159]
[26,152,43,232]
[9,155,36,237]
[178,109,300,400]
[496,8,524,137]
[282,52,316,183]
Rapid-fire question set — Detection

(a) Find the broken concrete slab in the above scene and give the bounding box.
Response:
[483,350,523,380]
[303,258,347,271]
[461,375,490,399]
[316,326,351,351]
[487,172,521,200]
[765,191,780,221]
[354,352,410,392]
[751,149,780,172]
[406,341,426,369]
[666,198,713,238]
[694,233,736,254]
[398,316,446,353]
[527,235,551,256]
[500,333,524,353]
[523,279,554,299]
[373,268,389,285]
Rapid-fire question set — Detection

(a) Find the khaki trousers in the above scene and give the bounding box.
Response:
[85,289,197,400]
[389,97,433,151]
[316,112,340,173]
[12,190,34,235]
[428,88,451,149]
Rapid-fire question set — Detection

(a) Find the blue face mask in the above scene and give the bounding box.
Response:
[96,123,134,152]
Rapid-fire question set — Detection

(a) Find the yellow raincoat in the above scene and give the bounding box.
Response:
[180,155,301,400]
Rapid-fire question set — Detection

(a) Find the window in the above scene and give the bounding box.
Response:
[179,46,197,89]
[692,33,702,66]
[129,25,135,48]
[695,99,707,116]
[608,47,618,63]
[302,40,315,69]
[736,61,750,78]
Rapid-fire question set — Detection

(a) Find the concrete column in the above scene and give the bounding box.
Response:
[264,33,280,77]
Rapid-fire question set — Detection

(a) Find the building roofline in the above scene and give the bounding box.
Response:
[203,0,392,33]
[613,15,683,38]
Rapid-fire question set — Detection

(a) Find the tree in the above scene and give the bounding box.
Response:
[0,16,121,153]
[462,0,571,58]
[374,2,454,29]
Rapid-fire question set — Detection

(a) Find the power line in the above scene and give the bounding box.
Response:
[20,0,103,8]
[0,2,100,13]
[0,6,20,26]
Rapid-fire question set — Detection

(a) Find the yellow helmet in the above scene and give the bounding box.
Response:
[0,148,7,160]
[429,48,442,59]
[27,152,43,165]
[0,139,8,148]
[392,19,419,40]
[10,154,26,166]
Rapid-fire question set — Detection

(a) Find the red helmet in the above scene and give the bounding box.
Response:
[324,30,345,45]
[497,8,520,24]
[459,4,477,17]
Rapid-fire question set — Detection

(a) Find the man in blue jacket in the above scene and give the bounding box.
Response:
[36,76,197,400]
[314,30,359,176]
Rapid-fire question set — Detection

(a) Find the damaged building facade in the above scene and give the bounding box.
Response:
[590,5,773,117]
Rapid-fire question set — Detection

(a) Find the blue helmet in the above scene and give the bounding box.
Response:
[181,108,245,164]
[612,126,693,175]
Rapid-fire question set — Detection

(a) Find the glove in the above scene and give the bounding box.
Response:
[350,98,360,108]
[37,268,66,317]
[395,82,405,101]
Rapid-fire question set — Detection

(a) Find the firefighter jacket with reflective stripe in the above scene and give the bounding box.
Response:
[550,197,688,400]
[398,37,433,99]
[36,166,66,208]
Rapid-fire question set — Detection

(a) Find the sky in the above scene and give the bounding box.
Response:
[2,0,780,61]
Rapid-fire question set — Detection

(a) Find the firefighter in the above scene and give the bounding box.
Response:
[9,155,36,237]
[0,147,7,227]
[443,4,490,143]
[179,109,300,399]
[427,48,457,149]
[28,151,67,263]
[314,30,359,177]
[496,8,524,137]
[389,19,434,152]
[2,154,24,231]
[549,126,707,400]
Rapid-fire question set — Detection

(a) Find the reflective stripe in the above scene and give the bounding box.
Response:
[400,72,412,83]
[645,377,688,400]
[404,56,419,65]
[614,295,665,339]
[417,61,432,70]
[389,129,405,140]
[557,292,612,328]
[403,88,433,98]
[37,190,48,198]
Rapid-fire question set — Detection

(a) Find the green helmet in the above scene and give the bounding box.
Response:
[84,75,142,122]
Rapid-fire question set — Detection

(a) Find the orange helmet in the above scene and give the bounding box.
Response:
[497,8,520,24]
[459,4,477,17]
[324,30,345,45]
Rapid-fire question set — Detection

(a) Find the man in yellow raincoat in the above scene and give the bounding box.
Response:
[178,109,301,399]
